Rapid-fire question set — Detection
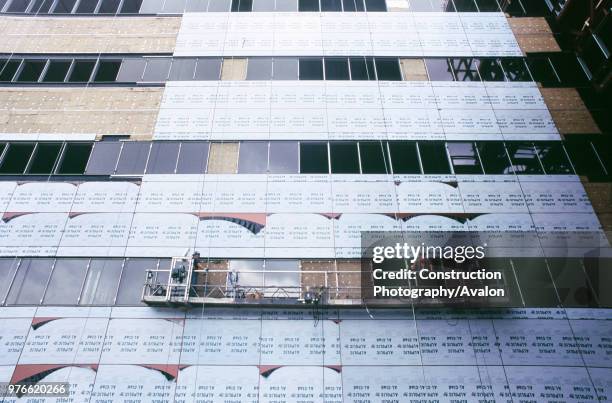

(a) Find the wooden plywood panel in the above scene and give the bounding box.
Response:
[584,183,612,214]
[336,260,361,300]
[300,260,336,292]
[0,16,180,53]
[207,142,239,174]
[400,58,428,81]
[540,88,601,134]
[221,58,248,81]
[508,17,561,54]
[0,87,162,138]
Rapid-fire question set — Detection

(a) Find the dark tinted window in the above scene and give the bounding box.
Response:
[564,138,606,179]
[43,259,89,305]
[6,0,30,11]
[430,0,455,11]
[548,258,598,308]
[425,58,454,81]
[98,0,120,12]
[52,0,76,12]
[146,142,180,174]
[593,137,611,175]
[349,57,375,80]
[375,58,401,80]
[75,0,98,12]
[475,0,500,11]
[478,58,505,81]
[501,58,532,81]
[300,142,329,174]
[115,142,150,175]
[330,142,359,173]
[0,259,20,303]
[324,58,349,80]
[321,0,341,10]
[6,259,55,305]
[0,60,21,82]
[56,143,93,174]
[527,57,559,85]
[450,58,480,81]
[0,143,35,174]
[42,60,71,82]
[94,60,121,82]
[389,141,420,174]
[116,259,159,305]
[342,0,363,10]
[29,0,54,12]
[477,142,512,174]
[549,53,589,86]
[194,58,222,80]
[534,142,573,175]
[238,141,268,174]
[453,0,477,11]
[68,60,95,82]
[419,142,451,174]
[298,0,318,11]
[142,58,171,81]
[269,141,299,174]
[514,258,559,307]
[85,141,122,175]
[16,60,46,82]
[80,259,123,305]
[359,141,389,174]
[506,142,543,174]
[364,0,385,11]
[299,58,323,80]
[176,141,209,174]
[27,143,62,174]
[246,57,272,80]
[231,0,252,11]
[169,59,197,80]
[447,142,483,174]
[119,0,142,12]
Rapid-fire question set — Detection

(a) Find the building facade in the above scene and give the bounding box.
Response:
[0,0,611,401]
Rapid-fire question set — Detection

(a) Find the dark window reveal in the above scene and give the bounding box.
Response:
[359,142,390,174]
[374,58,401,80]
[298,0,318,11]
[68,60,96,82]
[56,143,93,174]
[388,141,420,174]
[27,143,62,174]
[477,142,512,174]
[0,60,21,81]
[94,60,121,82]
[330,142,359,173]
[300,142,329,174]
[418,142,451,174]
[42,60,71,82]
[0,143,35,174]
[349,57,376,80]
[324,58,350,80]
[534,142,573,175]
[16,60,46,82]
[299,58,324,80]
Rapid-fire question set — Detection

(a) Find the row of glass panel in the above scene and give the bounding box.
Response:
[0,0,554,15]
[0,257,607,307]
[0,54,590,86]
[1,139,610,177]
